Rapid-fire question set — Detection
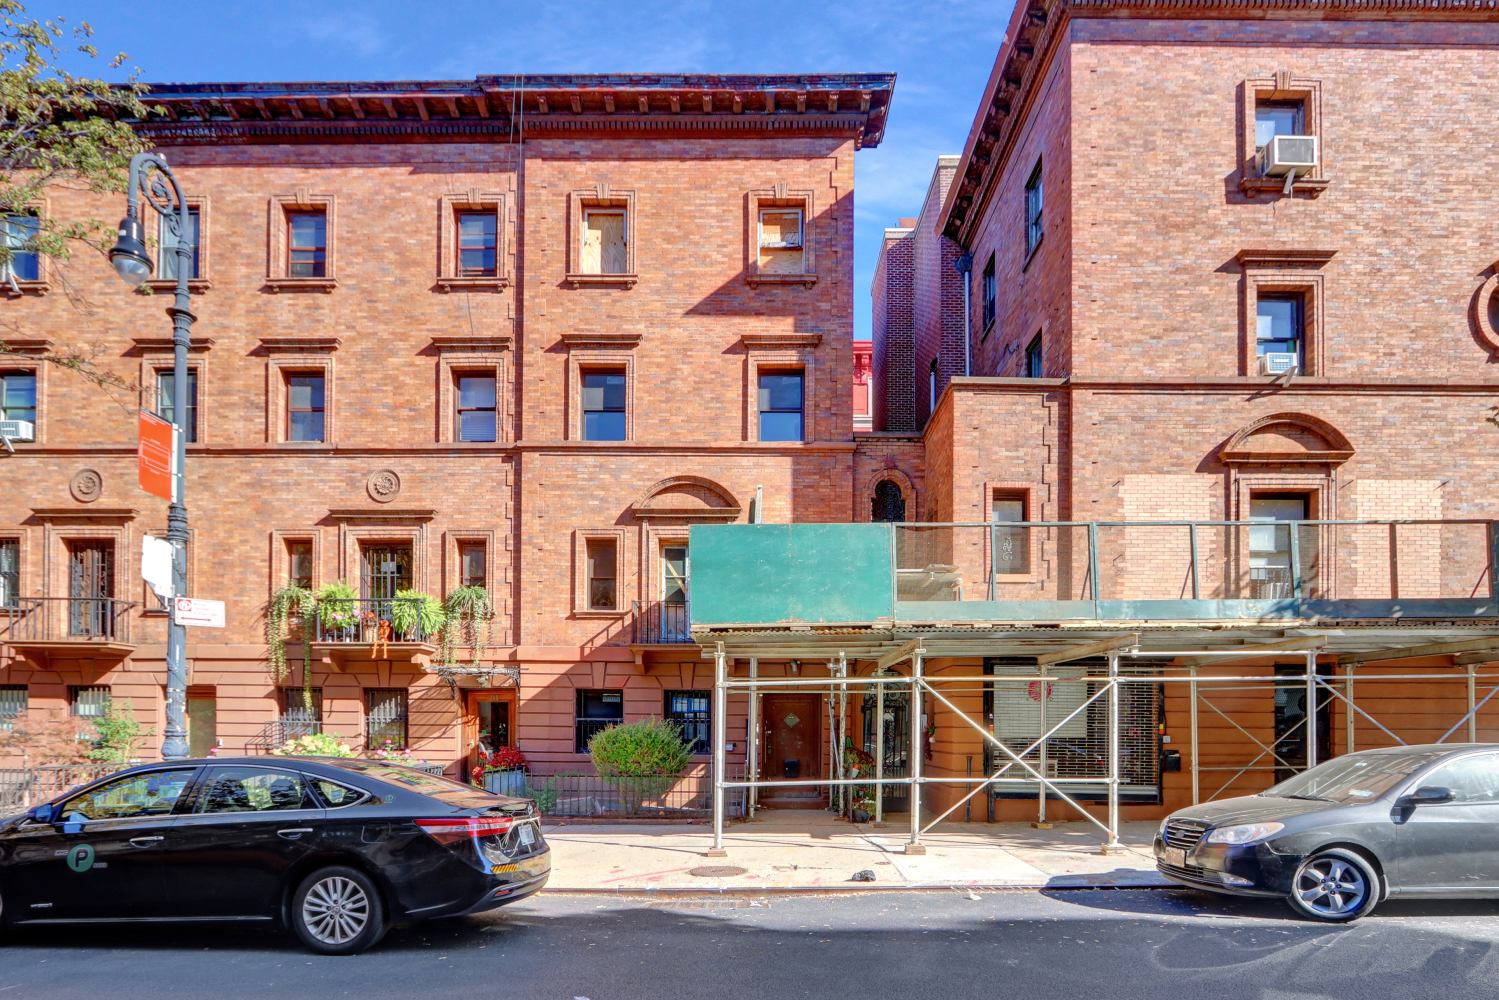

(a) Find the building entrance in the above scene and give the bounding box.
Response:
[760,694,823,805]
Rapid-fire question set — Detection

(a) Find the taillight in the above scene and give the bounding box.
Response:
[415,816,515,846]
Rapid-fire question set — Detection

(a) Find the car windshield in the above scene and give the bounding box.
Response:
[1262,751,1446,804]
[320,760,501,809]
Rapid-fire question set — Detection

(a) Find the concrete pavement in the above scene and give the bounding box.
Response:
[541,809,1172,891]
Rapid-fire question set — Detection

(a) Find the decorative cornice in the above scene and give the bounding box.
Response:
[258,336,341,353]
[124,74,896,149]
[0,338,53,354]
[741,333,823,350]
[326,508,437,522]
[130,336,216,353]
[430,335,513,353]
[30,507,138,522]
[559,331,643,349]
[1236,248,1338,269]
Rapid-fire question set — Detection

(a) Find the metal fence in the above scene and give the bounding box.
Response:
[524,769,745,820]
[314,598,438,643]
[244,719,322,753]
[0,763,127,813]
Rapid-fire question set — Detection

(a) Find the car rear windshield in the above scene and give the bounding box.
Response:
[1263,751,1447,804]
[320,761,501,809]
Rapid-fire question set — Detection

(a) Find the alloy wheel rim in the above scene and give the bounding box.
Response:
[1296,858,1366,916]
[302,876,370,944]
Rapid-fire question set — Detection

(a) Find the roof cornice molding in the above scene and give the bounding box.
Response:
[126,73,897,148]
[940,0,1499,243]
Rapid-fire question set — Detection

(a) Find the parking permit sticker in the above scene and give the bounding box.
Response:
[66,844,94,872]
[518,825,536,846]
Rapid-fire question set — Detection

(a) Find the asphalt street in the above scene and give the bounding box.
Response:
[3,888,1498,999]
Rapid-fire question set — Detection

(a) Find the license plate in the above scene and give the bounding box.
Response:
[1163,847,1186,867]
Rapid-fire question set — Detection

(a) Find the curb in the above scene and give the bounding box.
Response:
[538,879,1176,897]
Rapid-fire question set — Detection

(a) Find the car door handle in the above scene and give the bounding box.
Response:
[129,835,165,846]
[277,828,314,840]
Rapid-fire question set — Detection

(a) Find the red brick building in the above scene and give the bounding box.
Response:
[0,75,895,780]
[851,0,1499,822]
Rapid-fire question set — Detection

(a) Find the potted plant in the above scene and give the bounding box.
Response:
[272,732,356,757]
[588,717,691,816]
[315,580,358,636]
[265,584,315,683]
[388,587,445,640]
[477,745,529,797]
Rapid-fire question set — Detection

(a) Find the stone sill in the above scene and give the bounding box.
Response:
[143,279,214,293]
[745,272,817,289]
[565,273,637,289]
[3,281,49,297]
[436,276,510,293]
[264,277,338,293]
[1240,177,1331,198]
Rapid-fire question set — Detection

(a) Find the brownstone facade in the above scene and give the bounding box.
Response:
[0,76,894,779]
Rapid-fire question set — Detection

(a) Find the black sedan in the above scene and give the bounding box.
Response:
[0,755,550,953]
[1155,743,1499,921]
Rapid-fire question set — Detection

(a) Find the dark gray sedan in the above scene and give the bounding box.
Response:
[1154,744,1499,921]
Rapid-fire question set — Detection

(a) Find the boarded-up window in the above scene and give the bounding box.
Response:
[759,209,804,274]
[583,210,627,274]
[587,539,618,610]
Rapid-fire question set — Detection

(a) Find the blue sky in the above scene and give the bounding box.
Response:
[56,0,1011,339]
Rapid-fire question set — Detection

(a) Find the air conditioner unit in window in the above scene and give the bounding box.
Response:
[1257,135,1318,179]
[0,419,34,442]
[1261,353,1299,376]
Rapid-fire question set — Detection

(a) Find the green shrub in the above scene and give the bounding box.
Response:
[87,698,151,763]
[588,717,692,813]
[273,732,356,757]
[389,588,445,637]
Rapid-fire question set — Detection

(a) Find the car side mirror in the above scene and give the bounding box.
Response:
[26,804,58,824]
[1398,785,1454,808]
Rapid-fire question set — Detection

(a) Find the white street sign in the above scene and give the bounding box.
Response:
[173,597,225,628]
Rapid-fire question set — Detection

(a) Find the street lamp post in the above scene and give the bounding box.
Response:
[110,152,195,760]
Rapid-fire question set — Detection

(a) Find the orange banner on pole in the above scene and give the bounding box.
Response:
[138,409,175,501]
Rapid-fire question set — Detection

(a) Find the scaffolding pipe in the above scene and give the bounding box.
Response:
[1105,649,1121,852]
[837,653,848,816]
[1345,665,1355,755]
[875,666,886,825]
[1037,662,1048,825]
[1470,664,1478,744]
[907,645,924,854]
[748,657,759,819]
[1189,665,1199,806]
[1306,649,1318,769]
[709,642,727,855]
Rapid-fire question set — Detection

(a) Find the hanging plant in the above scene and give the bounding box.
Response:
[265,584,315,683]
[440,585,495,667]
[315,579,358,632]
[389,588,446,639]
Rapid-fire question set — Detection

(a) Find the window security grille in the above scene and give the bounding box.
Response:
[70,685,110,718]
[665,690,710,755]
[365,688,408,749]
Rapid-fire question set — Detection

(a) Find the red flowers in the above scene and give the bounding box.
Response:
[483,745,529,771]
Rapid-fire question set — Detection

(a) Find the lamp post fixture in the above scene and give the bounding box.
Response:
[110,152,194,760]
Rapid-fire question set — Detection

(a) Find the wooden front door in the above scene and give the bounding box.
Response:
[762,694,822,802]
[464,690,516,775]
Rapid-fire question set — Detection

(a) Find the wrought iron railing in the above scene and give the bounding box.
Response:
[0,598,136,644]
[314,598,437,644]
[244,718,322,754]
[522,768,745,820]
[631,600,692,643]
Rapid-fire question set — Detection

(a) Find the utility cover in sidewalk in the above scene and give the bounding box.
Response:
[689,866,747,878]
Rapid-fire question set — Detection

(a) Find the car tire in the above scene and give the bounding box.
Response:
[291,866,388,955]
[1286,849,1380,922]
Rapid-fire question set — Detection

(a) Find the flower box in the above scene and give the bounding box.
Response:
[483,768,527,798]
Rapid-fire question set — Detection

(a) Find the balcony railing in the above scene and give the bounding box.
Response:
[314,598,438,644]
[632,600,692,643]
[0,598,136,644]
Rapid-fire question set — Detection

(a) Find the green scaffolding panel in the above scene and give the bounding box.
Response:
[689,523,894,625]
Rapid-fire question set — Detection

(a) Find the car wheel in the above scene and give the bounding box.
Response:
[291,866,388,955]
[1287,849,1380,922]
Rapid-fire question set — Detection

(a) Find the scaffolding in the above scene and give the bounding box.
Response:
[705,633,1499,856]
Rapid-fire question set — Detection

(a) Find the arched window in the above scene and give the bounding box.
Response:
[871,480,906,522]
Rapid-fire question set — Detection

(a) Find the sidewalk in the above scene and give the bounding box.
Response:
[540,810,1171,892]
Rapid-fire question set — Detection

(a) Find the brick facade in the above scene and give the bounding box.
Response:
[0,75,895,778]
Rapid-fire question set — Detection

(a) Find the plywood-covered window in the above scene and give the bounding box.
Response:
[758,208,804,274]
[582,210,627,275]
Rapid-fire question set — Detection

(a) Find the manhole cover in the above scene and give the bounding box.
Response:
[689,866,748,878]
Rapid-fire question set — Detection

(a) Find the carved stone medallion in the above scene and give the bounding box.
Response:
[366,469,401,503]
[70,468,104,503]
